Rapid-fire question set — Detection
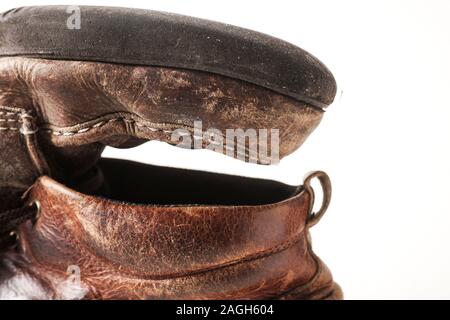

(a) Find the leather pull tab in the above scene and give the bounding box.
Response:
[304,171,332,228]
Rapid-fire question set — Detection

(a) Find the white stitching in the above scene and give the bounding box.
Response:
[134,122,161,132]
[0,115,207,142]
[0,110,21,132]
[0,114,257,158]
[43,117,174,136]
[44,118,121,136]
[41,119,249,156]
[0,112,20,116]
[76,127,91,134]
[0,118,20,123]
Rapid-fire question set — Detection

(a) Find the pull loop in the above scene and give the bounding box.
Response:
[303,171,332,228]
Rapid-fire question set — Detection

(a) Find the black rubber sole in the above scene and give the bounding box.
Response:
[0,6,336,108]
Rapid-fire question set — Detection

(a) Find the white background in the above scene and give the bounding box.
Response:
[2,0,449,299]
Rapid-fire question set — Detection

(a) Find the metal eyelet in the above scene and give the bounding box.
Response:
[8,230,19,242]
[304,171,332,228]
[30,200,41,223]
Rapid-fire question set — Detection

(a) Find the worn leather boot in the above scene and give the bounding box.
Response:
[0,6,341,299]
[2,159,341,300]
[0,6,336,198]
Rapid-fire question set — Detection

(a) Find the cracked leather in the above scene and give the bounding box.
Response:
[0,6,341,300]
[13,159,341,299]
[0,57,324,212]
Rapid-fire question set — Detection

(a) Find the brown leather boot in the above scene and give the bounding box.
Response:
[0,6,335,203]
[0,6,341,300]
[3,159,340,300]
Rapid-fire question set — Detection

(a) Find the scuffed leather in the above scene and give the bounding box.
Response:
[0,6,340,300]
[0,6,337,108]
[10,171,340,300]
[0,57,323,211]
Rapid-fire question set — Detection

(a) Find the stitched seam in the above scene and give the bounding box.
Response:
[0,116,267,159]
[0,111,272,160]
[0,109,21,131]
[0,115,175,136]
[117,232,304,281]
[0,111,21,116]
[272,239,336,300]
[42,117,175,136]
[273,255,322,299]
[0,119,20,122]
[23,230,304,282]
[39,116,261,158]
